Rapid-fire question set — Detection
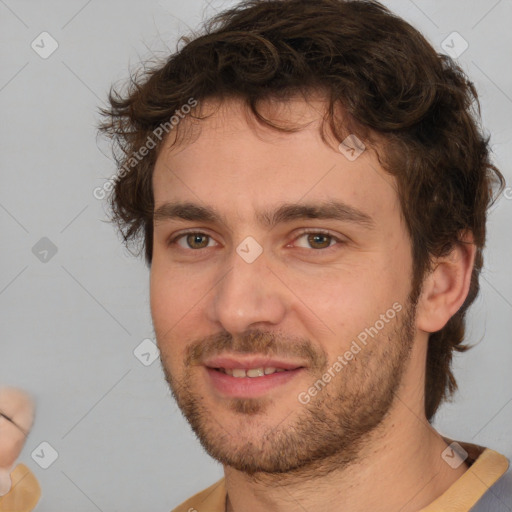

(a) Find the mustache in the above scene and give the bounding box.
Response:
[184,329,328,370]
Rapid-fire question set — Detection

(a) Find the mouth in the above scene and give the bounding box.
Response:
[214,367,291,377]
[203,355,306,397]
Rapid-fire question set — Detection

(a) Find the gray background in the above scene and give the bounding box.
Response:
[0,0,511,510]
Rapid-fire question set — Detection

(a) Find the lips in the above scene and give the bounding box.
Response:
[204,355,304,370]
[219,367,287,377]
[203,355,306,397]
[204,355,304,373]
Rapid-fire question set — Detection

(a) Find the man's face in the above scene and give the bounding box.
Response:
[150,97,420,475]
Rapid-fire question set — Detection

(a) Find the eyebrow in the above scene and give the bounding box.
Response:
[153,200,375,230]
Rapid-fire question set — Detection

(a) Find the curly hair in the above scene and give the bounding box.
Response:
[98,0,505,422]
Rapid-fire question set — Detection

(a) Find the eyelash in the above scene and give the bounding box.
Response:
[167,229,345,253]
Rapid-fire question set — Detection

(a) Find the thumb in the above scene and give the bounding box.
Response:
[0,467,12,496]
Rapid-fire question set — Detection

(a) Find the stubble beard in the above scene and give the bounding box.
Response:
[160,296,417,479]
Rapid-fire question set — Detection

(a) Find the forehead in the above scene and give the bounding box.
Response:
[152,97,401,230]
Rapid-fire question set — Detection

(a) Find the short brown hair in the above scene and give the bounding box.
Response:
[99,0,505,421]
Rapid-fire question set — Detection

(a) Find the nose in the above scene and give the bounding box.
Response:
[206,246,287,334]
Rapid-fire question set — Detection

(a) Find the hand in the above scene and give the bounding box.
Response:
[0,388,35,496]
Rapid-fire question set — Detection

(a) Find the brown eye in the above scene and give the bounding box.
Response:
[170,232,217,250]
[185,234,210,249]
[306,233,333,249]
[293,230,342,250]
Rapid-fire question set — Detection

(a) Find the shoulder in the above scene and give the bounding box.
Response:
[470,455,512,511]
[170,478,226,512]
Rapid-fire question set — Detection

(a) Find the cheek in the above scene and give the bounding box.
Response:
[291,256,408,350]
[149,268,199,363]
[287,261,382,326]
[149,265,183,330]
[150,258,217,321]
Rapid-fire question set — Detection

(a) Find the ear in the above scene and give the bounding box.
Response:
[415,231,477,333]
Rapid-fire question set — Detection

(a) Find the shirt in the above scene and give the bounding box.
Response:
[0,464,41,512]
[170,438,511,511]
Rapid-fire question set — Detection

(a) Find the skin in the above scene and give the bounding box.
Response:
[0,387,34,496]
[150,96,476,511]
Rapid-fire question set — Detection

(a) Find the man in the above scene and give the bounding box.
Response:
[99,0,511,510]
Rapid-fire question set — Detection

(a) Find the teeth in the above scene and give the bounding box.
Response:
[220,367,287,378]
[246,368,265,377]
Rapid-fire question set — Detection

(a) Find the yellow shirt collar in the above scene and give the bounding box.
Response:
[171,439,510,512]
